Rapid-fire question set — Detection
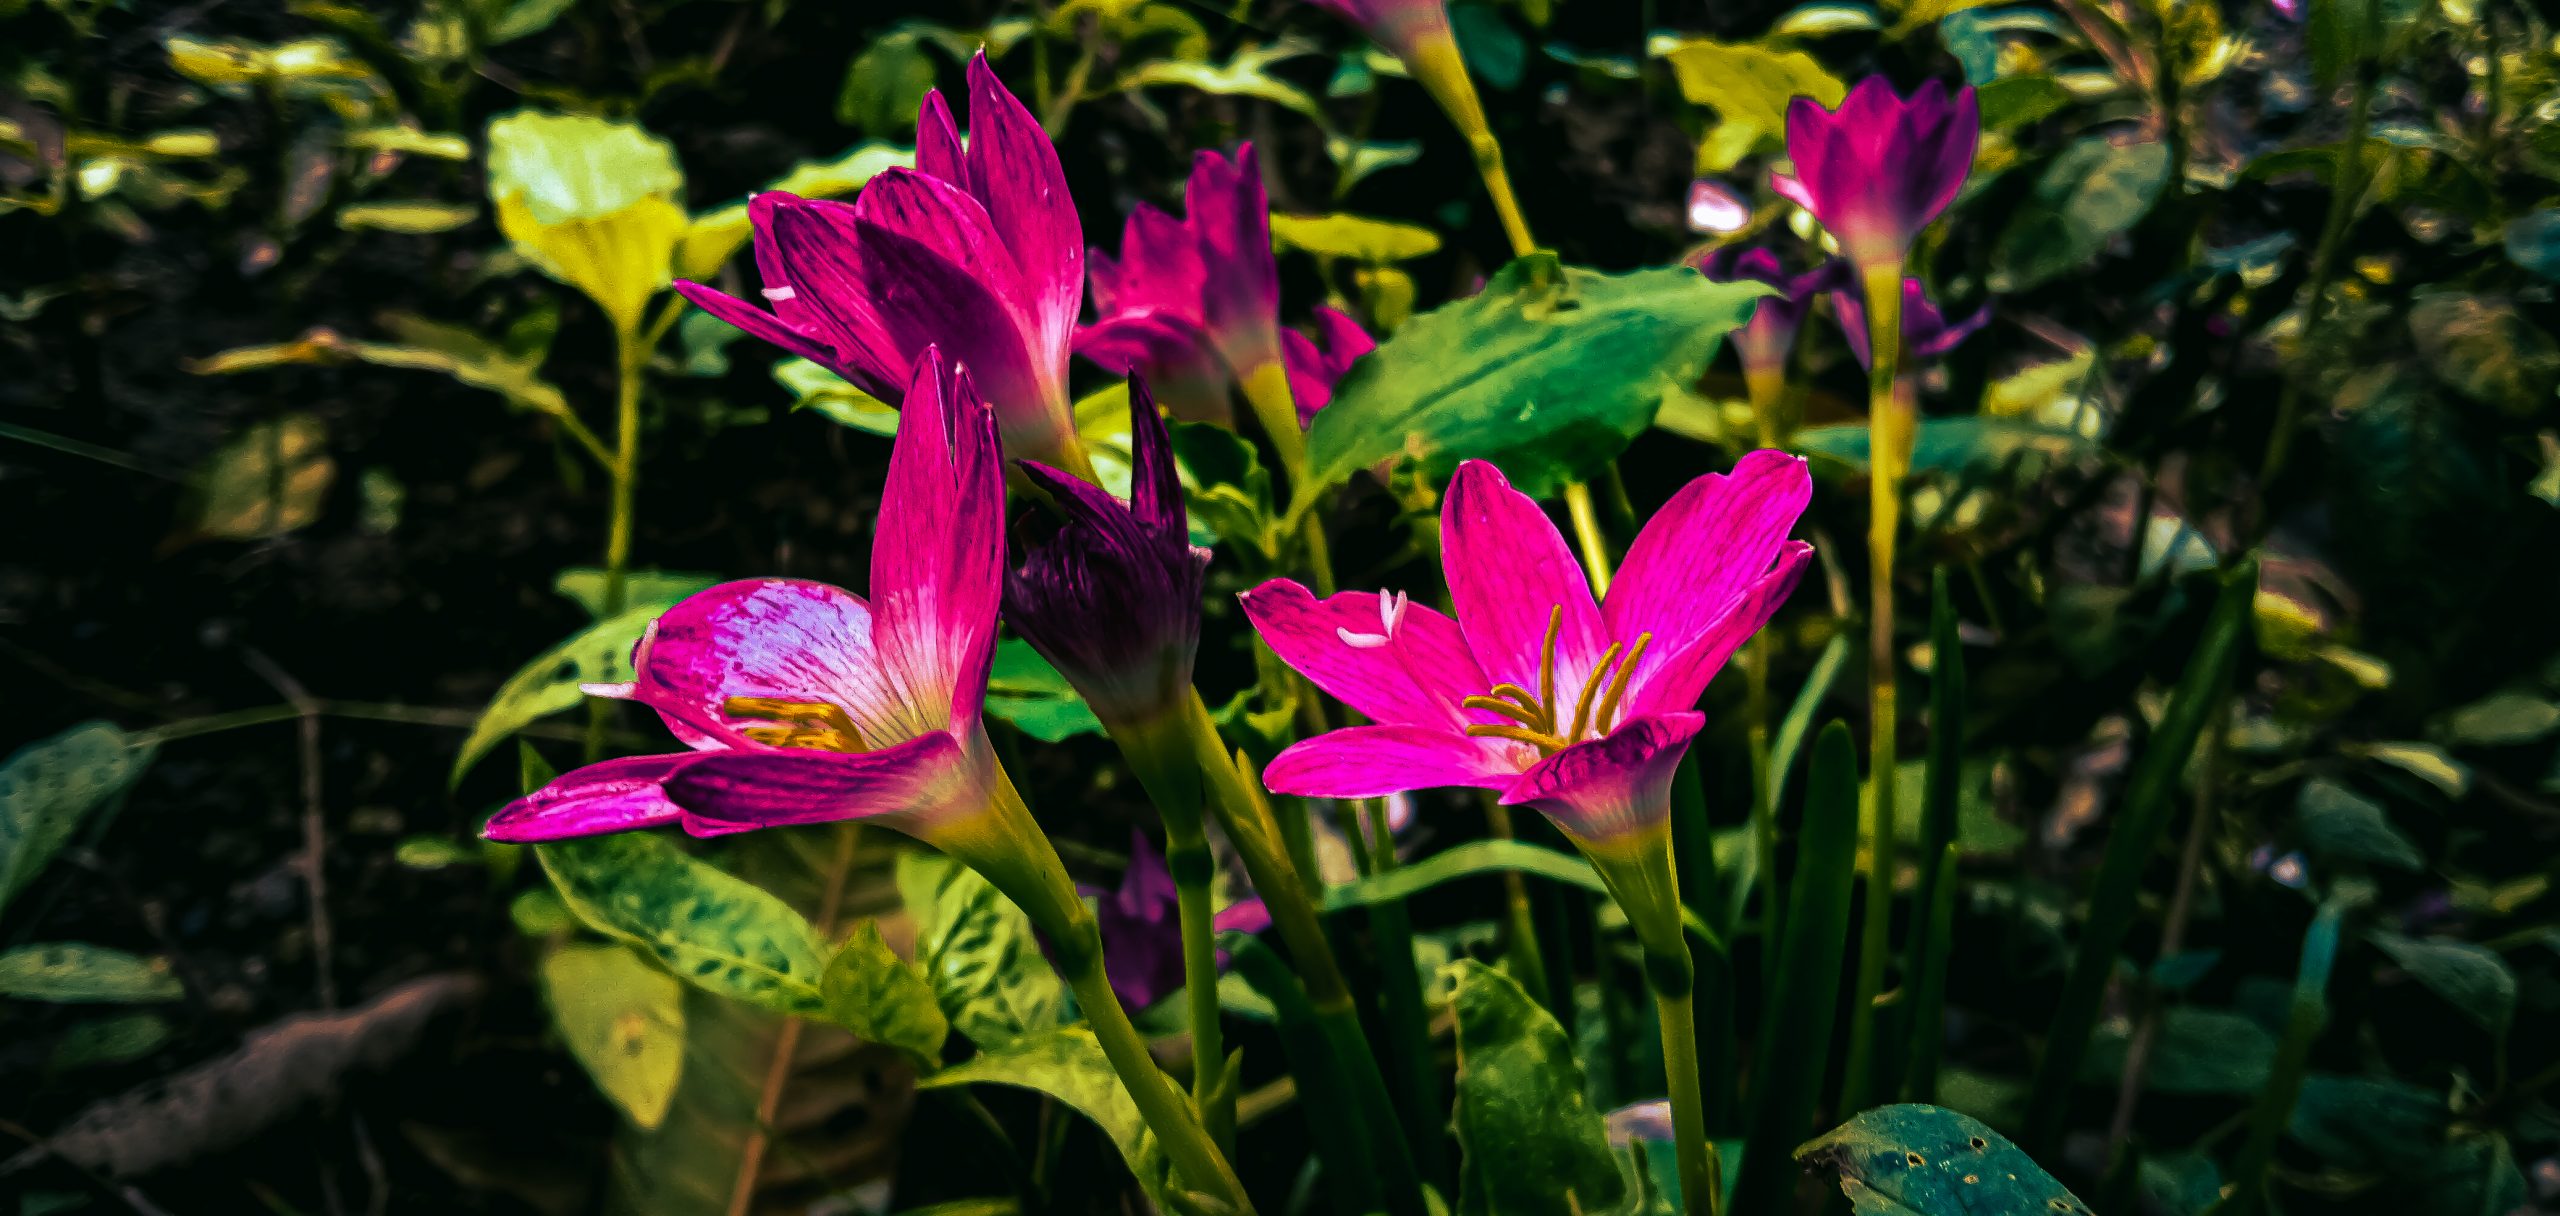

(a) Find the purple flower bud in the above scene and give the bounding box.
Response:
[1005,377,1212,730]
[1091,830,1272,1010]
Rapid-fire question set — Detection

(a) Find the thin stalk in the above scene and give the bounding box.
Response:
[1744,637,1778,972]
[587,322,647,760]
[1164,816,1234,1153]
[1563,481,1617,594]
[2108,721,2223,1142]
[1840,259,1908,1114]
[1652,960,1723,1216]
[1239,361,1334,598]
[1482,798,1552,1002]
[2256,57,2377,494]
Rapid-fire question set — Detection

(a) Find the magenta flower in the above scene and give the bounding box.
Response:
[1693,248,1844,393]
[1772,77,1978,277]
[484,350,1005,845]
[1830,274,1992,371]
[1239,452,1812,873]
[1299,0,1457,66]
[1280,306,1376,427]
[1081,146,1287,427]
[674,54,1088,474]
[1004,376,1210,732]
[1088,830,1272,1011]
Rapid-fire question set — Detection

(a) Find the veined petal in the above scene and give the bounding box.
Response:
[673,279,843,374]
[1264,725,1527,800]
[1498,712,1702,852]
[871,353,1005,736]
[761,196,915,400]
[827,214,1066,460]
[852,169,1022,307]
[1441,460,1607,696]
[961,53,1081,371]
[667,731,977,836]
[1239,579,1486,731]
[915,89,967,188]
[630,578,908,749]
[1076,316,1232,425]
[1605,450,1813,655]
[1186,145,1284,372]
[1097,206,1209,321]
[483,753,691,843]
[1616,541,1811,719]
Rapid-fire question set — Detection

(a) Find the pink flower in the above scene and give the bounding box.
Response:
[1772,77,1978,277]
[484,350,1006,845]
[1829,274,1992,371]
[1280,306,1376,427]
[674,53,1087,473]
[1300,0,1457,65]
[1239,452,1812,861]
[1080,145,1286,425]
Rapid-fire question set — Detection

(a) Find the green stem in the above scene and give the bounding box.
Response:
[586,322,648,761]
[1744,636,1778,972]
[1651,964,1723,1216]
[1164,817,1234,1153]
[1482,799,1552,1002]
[1840,259,1908,1114]
[1563,480,1617,594]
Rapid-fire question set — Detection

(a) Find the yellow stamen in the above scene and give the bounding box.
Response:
[1592,633,1653,736]
[722,695,867,753]
[1536,606,1562,724]
[1565,641,1625,744]
[1465,722,1568,751]
[1463,694,1549,729]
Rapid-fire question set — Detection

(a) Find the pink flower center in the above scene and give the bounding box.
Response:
[723,695,870,753]
[1460,606,1652,757]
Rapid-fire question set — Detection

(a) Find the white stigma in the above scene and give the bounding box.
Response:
[1336,589,1408,649]
[761,286,797,301]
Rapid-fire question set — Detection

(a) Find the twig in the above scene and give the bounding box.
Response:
[240,647,335,1011]
[726,826,864,1216]
[2108,719,2223,1144]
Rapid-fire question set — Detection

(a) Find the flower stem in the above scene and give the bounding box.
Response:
[1563,480,1616,595]
[1163,815,1234,1153]
[1239,360,1335,597]
[1480,798,1552,1003]
[1650,956,1723,1216]
[586,321,648,761]
[1840,259,1907,1115]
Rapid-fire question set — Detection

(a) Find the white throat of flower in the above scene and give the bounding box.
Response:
[1335,589,1409,650]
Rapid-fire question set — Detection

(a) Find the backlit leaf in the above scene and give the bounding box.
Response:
[0,722,150,921]
[538,832,828,1015]
[1656,37,1847,136]
[0,943,183,1004]
[188,414,334,540]
[822,921,950,1067]
[543,943,685,1129]
[898,850,1068,1048]
[1270,212,1443,263]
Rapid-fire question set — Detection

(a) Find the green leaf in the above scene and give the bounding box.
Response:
[487,0,580,43]
[2503,208,2560,282]
[1,721,150,921]
[187,414,336,541]
[393,835,476,870]
[537,833,828,1015]
[1121,43,1331,132]
[1449,3,1526,89]
[2437,689,2560,747]
[984,640,1105,742]
[542,943,686,1129]
[336,201,477,233]
[2296,778,2422,870]
[1989,137,2170,291]
[2371,933,2515,1036]
[1305,254,1770,498]
[1446,960,1625,1216]
[49,1011,173,1069]
[2356,741,2470,797]
[2407,292,2560,417]
[1976,73,2070,130]
[2081,1008,2275,1094]
[1794,417,2096,477]
[551,568,719,621]
[1322,840,1721,949]
[1655,37,1846,136]
[1797,1105,2091,1215]
[485,111,682,226]
[451,604,664,786]
[2286,1074,2448,1171]
[837,29,940,134]
[1269,212,1442,263]
[680,144,910,281]
[898,850,1068,1048]
[821,920,949,1066]
[918,1025,1175,1203]
[0,943,183,1003]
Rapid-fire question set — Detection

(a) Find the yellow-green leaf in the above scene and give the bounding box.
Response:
[918,1026,1175,1203]
[0,943,183,1004]
[1,723,151,921]
[496,191,687,334]
[538,833,828,1015]
[1270,212,1442,263]
[337,201,477,233]
[450,603,665,786]
[1656,38,1846,137]
[486,111,687,331]
[188,414,335,540]
[678,143,910,280]
[821,921,949,1066]
[543,943,685,1129]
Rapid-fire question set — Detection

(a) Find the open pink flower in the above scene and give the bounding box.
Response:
[674,53,1086,473]
[1080,145,1285,426]
[1772,77,1978,277]
[484,349,1005,845]
[1240,452,1812,861]
[1280,306,1376,427]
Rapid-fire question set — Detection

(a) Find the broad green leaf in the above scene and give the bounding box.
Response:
[2371,933,2515,1036]
[897,850,1068,1048]
[336,201,476,233]
[1976,73,2070,130]
[918,1026,1174,1203]
[2437,689,2560,747]
[0,722,150,921]
[187,414,335,540]
[450,604,664,785]
[543,943,685,1129]
[985,640,1105,742]
[2296,778,2422,870]
[49,1011,173,1068]
[2407,292,2560,417]
[551,567,719,621]
[1270,212,1442,263]
[0,943,183,1003]
[821,920,949,1066]
[1656,37,1846,136]
[1794,417,2095,476]
[837,30,940,134]
[1797,1105,2091,1215]
[486,112,687,332]
[2504,208,2560,282]
[2081,1008,2275,1094]
[538,833,827,1015]
[1305,254,1770,498]
[1450,3,1526,89]
[1446,960,1624,1216]
[679,144,909,280]
[2287,1075,2448,1171]
[1989,137,2170,291]
[1121,44,1331,131]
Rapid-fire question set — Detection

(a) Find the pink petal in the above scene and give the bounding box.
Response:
[1238,579,1487,731]
[915,89,967,188]
[674,279,843,373]
[483,753,692,843]
[1263,726,1527,800]
[870,352,1005,736]
[760,197,914,400]
[853,169,1023,307]
[1498,712,1703,850]
[630,578,909,749]
[1098,205,1209,321]
[1605,450,1813,654]
[1440,460,1608,698]
[961,53,1081,376]
[667,731,978,835]
[1616,541,1812,719]
[1185,145,1284,371]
